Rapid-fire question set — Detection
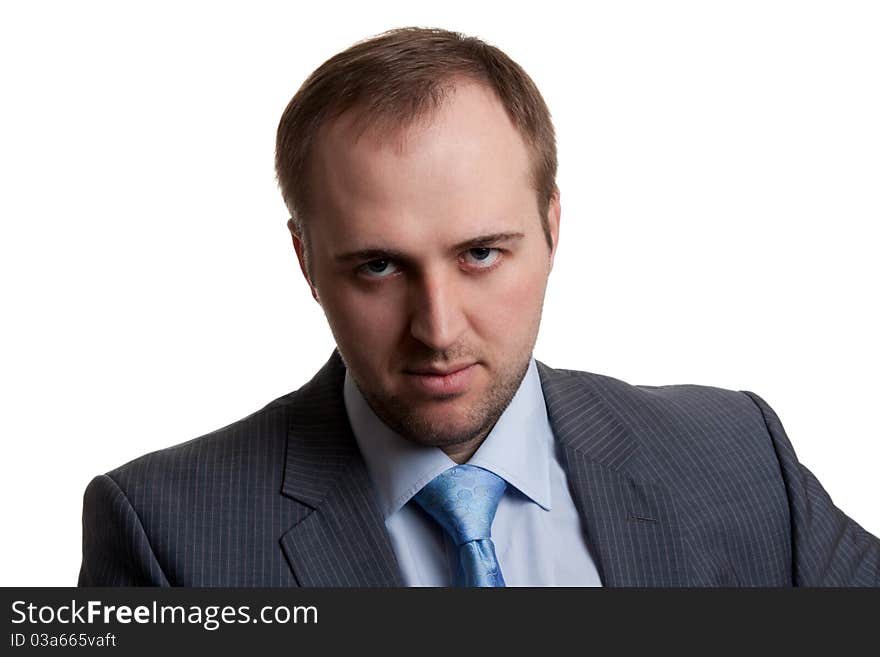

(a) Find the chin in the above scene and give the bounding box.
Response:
[410,403,495,442]
[404,425,485,450]
[357,359,518,446]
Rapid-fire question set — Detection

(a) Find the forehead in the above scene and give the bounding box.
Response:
[307,80,539,247]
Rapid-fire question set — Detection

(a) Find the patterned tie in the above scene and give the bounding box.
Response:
[412,464,507,587]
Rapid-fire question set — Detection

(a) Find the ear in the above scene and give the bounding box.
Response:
[288,218,321,305]
[547,188,561,272]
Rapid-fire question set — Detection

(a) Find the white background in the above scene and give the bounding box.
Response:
[1,1,877,585]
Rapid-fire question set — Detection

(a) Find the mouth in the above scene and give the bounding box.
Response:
[406,362,476,376]
[403,362,478,396]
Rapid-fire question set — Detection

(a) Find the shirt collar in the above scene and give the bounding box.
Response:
[343,357,553,519]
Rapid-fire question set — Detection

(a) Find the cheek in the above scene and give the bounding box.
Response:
[477,264,548,339]
[320,286,406,352]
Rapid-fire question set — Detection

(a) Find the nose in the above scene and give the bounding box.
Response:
[408,267,468,352]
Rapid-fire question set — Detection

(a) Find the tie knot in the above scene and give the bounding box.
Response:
[412,464,507,545]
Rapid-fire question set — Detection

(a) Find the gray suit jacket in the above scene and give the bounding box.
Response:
[79,350,880,586]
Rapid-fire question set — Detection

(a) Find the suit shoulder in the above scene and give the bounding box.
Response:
[102,389,298,497]
[548,364,753,407]
[540,362,769,447]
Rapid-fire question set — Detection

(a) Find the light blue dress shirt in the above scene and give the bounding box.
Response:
[343,357,603,587]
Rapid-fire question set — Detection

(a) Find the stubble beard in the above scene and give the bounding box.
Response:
[347,353,532,450]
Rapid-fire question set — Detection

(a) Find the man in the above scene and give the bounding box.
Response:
[79,27,879,587]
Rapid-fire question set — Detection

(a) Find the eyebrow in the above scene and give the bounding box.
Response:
[333,231,526,264]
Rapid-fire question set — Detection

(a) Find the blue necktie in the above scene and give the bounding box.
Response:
[413,464,507,587]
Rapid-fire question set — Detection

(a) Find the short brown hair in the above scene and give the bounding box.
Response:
[275,27,557,261]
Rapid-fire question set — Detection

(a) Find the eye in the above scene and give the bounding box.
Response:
[462,247,501,268]
[359,258,399,278]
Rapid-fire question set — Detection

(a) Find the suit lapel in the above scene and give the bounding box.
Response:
[537,361,689,586]
[279,351,403,587]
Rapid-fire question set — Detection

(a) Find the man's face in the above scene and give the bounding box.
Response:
[293,79,560,452]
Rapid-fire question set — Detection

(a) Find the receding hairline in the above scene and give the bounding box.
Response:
[320,75,518,154]
[298,75,545,229]
[275,26,559,262]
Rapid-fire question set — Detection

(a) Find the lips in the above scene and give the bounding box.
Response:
[404,362,478,395]
[406,362,475,376]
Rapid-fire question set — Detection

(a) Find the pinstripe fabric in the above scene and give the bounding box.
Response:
[743,391,880,586]
[79,350,880,586]
[540,364,879,586]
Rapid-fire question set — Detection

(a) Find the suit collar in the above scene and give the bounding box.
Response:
[537,361,641,472]
[281,349,358,507]
[280,350,404,586]
[537,360,689,586]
